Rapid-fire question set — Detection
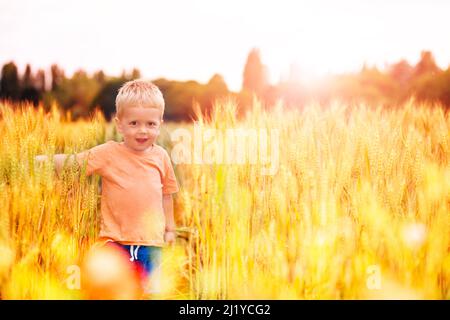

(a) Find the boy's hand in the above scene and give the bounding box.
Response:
[164,230,176,245]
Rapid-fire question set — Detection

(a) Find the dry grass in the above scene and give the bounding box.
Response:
[0,99,448,299]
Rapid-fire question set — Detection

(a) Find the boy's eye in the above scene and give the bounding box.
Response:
[130,121,137,125]
[147,122,156,126]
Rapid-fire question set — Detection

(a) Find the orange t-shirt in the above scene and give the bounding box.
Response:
[75,140,179,246]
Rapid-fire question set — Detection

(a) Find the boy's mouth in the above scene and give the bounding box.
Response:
[136,138,148,144]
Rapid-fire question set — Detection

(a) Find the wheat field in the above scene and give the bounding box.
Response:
[0,99,448,299]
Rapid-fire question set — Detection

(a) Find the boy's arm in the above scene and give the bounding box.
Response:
[34,143,110,177]
[163,193,176,244]
[35,154,77,177]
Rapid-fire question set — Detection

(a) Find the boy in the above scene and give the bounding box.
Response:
[35,80,179,296]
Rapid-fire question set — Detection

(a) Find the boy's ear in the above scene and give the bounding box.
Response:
[114,116,122,133]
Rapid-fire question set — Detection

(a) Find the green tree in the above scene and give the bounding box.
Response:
[50,64,65,91]
[412,51,441,79]
[35,69,46,92]
[22,64,33,88]
[203,73,229,115]
[388,59,414,103]
[68,69,102,118]
[131,68,141,80]
[94,70,106,85]
[0,62,20,101]
[20,64,40,105]
[410,51,443,105]
[389,60,413,84]
[91,78,126,120]
[242,48,268,97]
[437,67,450,108]
[153,78,210,121]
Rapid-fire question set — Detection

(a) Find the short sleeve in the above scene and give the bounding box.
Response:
[75,141,113,176]
[162,149,179,194]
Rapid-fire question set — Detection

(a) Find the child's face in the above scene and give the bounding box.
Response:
[114,106,163,152]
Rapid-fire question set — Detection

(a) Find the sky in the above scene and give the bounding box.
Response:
[1,0,449,91]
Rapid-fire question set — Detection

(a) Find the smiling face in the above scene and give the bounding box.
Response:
[114,107,163,153]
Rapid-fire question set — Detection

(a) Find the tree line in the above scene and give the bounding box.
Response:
[243,49,450,111]
[0,64,229,121]
[1,49,448,121]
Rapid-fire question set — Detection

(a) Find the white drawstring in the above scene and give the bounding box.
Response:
[129,245,140,261]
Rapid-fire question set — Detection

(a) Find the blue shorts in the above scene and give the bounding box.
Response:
[105,242,162,294]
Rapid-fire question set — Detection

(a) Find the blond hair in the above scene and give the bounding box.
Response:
[115,79,165,118]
